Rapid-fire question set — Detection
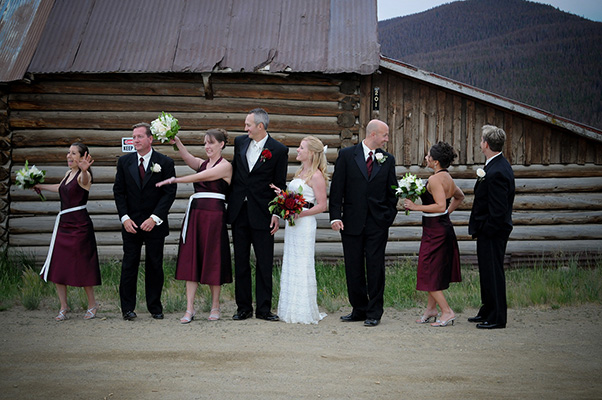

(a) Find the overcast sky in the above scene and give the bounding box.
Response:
[377,0,602,22]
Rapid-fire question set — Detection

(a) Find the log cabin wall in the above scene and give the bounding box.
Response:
[0,86,9,249]
[5,72,361,262]
[362,69,602,265]
[5,70,602,266]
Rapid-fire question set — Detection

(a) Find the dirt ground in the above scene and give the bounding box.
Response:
[1,302,601,400]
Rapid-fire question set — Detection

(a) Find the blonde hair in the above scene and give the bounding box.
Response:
[295,136,329,182]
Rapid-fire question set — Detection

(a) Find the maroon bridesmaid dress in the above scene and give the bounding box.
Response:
[47,170,101,286]
[175,158,232,285]
[416,179,462,291]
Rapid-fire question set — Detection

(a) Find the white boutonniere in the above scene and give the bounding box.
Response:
[151,163,162,173]
[375,152,387,164]
[476,168,486,182]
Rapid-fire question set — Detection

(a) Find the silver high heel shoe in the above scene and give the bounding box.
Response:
[416,313,438,324]
[180,310,196,324]
[431,317,456,327]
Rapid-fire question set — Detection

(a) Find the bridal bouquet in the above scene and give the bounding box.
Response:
[392,173,426,215]
[15,160,47,201]
[268,188,307,226]
[150,112,180,149]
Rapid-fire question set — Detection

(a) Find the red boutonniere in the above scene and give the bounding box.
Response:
[260,148,272,162]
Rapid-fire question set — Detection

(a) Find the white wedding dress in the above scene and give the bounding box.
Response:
[278,178,327,324]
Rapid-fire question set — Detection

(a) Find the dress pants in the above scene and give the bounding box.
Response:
[340,215,388,320]
[119,229,165,315]
[232,202,275,315]
[476,233,509,326]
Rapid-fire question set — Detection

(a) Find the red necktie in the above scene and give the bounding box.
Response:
[139,157,145,181]
[366,151,373,178]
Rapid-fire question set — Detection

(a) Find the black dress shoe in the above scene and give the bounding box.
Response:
[476,321,505,329]
[468,315,485,323]
[364,318,380,327]
[256,312,279,321]
[232,311,253,321]
[340,313,365,322]
[122,311,137,321]
[151,313,164,320]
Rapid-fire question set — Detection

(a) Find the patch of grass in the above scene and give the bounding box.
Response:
[0,251,600,314]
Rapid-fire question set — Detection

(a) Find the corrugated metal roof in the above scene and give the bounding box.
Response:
[0,0,54,82]
[24,0,379,76]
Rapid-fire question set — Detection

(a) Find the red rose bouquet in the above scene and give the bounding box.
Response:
[268,187,307,226]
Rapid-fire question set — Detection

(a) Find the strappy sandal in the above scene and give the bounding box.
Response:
[55,308,69,321]
[84,305,98,320]
[415,313,438,324]
[180,310,196,324]
[208,308,221,321]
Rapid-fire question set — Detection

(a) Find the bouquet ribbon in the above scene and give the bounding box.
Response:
[40,205,87,282]
[181,192,226,244]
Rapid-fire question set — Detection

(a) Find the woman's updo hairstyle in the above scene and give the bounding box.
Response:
[429,141,457,169]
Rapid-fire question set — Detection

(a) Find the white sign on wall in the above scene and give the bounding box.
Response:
[122,138,135,152]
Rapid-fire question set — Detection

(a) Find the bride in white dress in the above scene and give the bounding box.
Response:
[273,136,329,324]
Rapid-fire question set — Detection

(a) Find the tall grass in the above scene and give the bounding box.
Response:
[1,250,600,314]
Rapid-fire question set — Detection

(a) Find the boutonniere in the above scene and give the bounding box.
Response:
[375,152,387,164]
[476,168,486,182]
[151,162,162,174]
[260,148,272,163]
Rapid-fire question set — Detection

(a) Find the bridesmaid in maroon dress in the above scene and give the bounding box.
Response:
[34,143,101,321]
[404,142,464,327]
[156,129,232,323]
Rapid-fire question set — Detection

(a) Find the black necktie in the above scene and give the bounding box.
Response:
[366,151,373,178]
[139,157,145,181]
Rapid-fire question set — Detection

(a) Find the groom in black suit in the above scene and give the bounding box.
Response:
[329,119,398,327]
[113,122,176,320]
[228,108,288,321]
[468,125,515,329]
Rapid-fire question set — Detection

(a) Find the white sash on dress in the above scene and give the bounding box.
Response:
[40,205,87,282]
[181,192,226,244]
[422,210,448,217]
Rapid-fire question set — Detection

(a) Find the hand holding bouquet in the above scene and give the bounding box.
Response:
[150,112,180,150]
[392,173,426,215]
[15,160,47,201]
[268,187,307,226]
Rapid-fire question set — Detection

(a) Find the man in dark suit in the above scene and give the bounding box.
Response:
[228,108,288,321]
[468,125,515,329]
[113,122,177,320]
[329,119,398,327]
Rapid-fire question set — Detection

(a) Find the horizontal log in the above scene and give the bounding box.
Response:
[213,83,345,102]
[396,164,602,179]
[9,111,342,134]
[9,94,342,117]
[10,81,204,96]
[10,209,602,235]
[11,145,340,164]
[9,239,602,266]
[11,129,348,148]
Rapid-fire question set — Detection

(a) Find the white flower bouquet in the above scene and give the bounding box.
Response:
[392,173,426,215]
[150,112,180,150]
[15,160,47,201]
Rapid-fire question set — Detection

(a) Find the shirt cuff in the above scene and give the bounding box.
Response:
[150,214,163,225]
[121,215,131,224]
[330,219,342,225]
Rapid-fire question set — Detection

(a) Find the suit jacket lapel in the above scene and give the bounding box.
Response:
[354,144,370,181]
[251,135,273,173]
[239,137,251,174]
[128,153,142,189]
[141,151,158,188]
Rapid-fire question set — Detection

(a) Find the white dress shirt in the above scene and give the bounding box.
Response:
[246,134,269,171]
